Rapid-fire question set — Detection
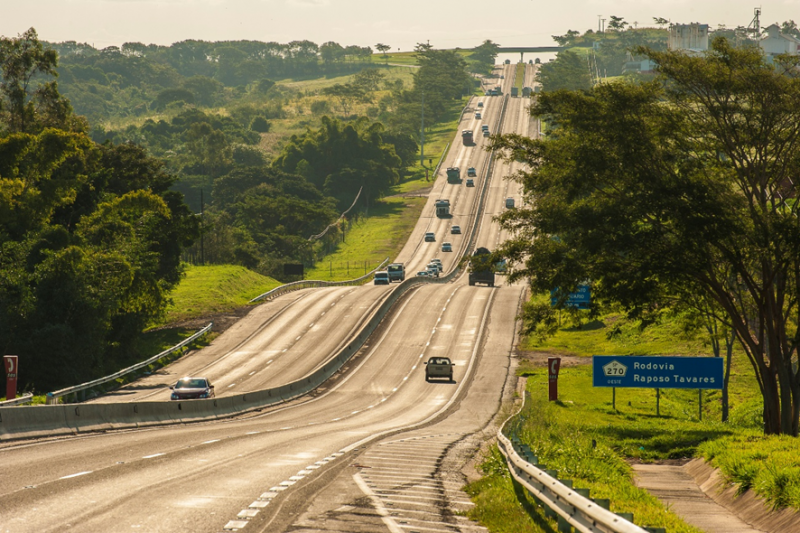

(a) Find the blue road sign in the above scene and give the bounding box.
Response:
[592,356,723,390]
[551,284,590,309]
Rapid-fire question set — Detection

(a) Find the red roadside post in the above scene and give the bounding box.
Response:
[548,357,561,401]
[4,355,18,400]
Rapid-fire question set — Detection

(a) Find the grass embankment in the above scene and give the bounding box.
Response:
[467,306,800,531]
[157,264,281,326]
[515,62,525,93]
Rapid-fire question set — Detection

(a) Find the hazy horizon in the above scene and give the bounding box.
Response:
[3,1,798,52]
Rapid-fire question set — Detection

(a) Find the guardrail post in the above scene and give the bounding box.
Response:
[593,498,610,510]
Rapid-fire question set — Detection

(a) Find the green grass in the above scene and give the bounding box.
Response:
[371,51,420,66]
[394,96,469,194]
[157,264,281,326]
[515,63,525,93]
[466,301,800,527]
[306,196,426,281]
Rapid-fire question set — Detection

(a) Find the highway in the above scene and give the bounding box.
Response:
[0,63,536,533]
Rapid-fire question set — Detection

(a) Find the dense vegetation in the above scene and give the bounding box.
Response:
[0,29,198,392]
[493,37,800,435]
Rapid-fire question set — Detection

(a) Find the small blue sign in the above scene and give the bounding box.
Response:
[592,356,723,390]
[551,284,591,309]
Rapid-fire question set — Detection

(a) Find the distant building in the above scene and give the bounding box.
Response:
[760,24,800,59]
[622,57,656,75]
[669,23,710,53]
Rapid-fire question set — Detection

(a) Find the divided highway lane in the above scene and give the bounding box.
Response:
[90,284,394,402]
[0,277,504,532]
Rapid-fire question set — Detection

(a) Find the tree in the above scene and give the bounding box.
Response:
[492,38,800,435]
[653,17,670,28]
[322,83,369,117]
[535,50,592,91]
[552,31,580,46]
[782,20,800,39]
[607,16,628,31]
[469,40,501,74]
[0,28,81,134]
[375,43,391,62]
[353,68,385,92]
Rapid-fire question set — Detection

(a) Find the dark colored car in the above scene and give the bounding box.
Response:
[170,377,215,400]
[425,357,454,382]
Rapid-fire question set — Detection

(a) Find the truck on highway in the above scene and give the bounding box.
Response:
[462,129,474,145]
[387,263,405,282]
[522,86,532,97]
[446,167,460,184]
[468,247,496,287]
[511,87,519,97]
[435,199,451,218]
[491,86,502,96]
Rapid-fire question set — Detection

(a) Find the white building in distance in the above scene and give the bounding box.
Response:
[669,23,710,52]
[760,24,800,59]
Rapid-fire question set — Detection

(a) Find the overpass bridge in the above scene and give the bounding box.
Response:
[497,46,565,62]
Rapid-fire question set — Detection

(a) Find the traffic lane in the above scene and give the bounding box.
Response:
[0,285,447,497]
[396,99,500,275]
[89,287,354,403]
[208,283,395,393]
[1,285,492,532]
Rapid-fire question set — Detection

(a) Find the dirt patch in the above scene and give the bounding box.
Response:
[386,186,433,198]
[515,350,590,368]
[150,305,256,335]
[627,457,693,466]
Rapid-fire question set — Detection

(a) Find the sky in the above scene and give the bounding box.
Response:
[2,0,799,51]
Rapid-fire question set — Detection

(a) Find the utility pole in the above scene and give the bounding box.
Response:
[420,91,425,167]
[199,189,205,266]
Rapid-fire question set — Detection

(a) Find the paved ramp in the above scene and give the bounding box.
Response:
[633,463,764,533]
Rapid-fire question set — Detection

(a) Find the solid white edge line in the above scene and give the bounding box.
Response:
[60,471,92,479]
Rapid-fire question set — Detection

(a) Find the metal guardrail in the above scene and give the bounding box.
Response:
[45,323,214,405]
[0,394,33,407]
[497,396,649,533]
[249,257,391,303]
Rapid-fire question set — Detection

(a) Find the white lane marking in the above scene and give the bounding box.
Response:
[353,473,405,533]
[295,336,302,341]
[268,359,274,363]
[60,471,92,480]
[142,453,164,459]
[202,439,220,445]
[249,371,255,376]
[246,431,260,435]
[228,383,236,388]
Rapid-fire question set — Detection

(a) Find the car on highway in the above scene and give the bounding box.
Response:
[475,111,482,119]
[430,258,442,268]
[500,74,505,79]
[428,260,442,273]
[426,264,440,278]
[170,377,215,400]
[481,124,489,131]
[467,167,477,177]
[425,356,454,382]
[416,270,429,277]
[442,242,453,252]
[373,271,390,285]
[451,225,461,234]
[424,232,435,242]
[483,130,490,138]
[477,101,484,107]
[466,178,475,187]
